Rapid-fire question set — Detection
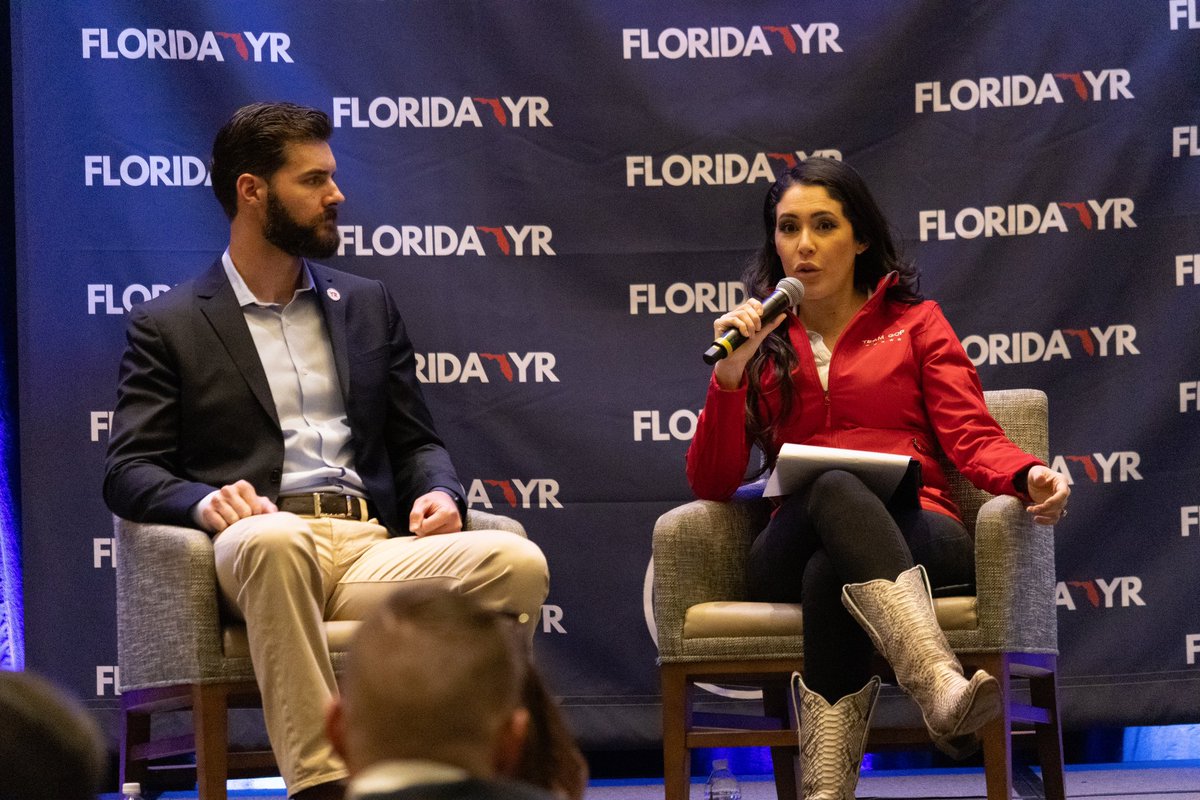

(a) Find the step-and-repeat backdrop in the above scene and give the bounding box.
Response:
[11,1,1200,748]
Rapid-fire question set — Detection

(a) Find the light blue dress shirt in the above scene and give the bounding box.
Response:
[222,250,366,498]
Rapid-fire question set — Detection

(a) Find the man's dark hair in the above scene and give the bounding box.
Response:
[341,586,527,770]
[210,101,332,219]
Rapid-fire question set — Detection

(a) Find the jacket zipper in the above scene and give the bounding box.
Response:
[822,289,883,435]
[808,272,896,441]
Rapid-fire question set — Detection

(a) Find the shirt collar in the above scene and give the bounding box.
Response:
[346,760,472,799]
[221,247,314,308]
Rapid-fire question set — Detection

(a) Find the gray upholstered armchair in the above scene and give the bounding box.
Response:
[115,509,527,800]
[652,388,1064,800]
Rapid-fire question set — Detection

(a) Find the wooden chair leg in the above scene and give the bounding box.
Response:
[120,705,151,788]
[193,684,230,800]
[980,655,1013,800]
[1030,660,1066,800]
[661,665,692,800]
[763,682,798,800]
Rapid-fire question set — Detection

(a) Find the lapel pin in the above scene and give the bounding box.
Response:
[326,288,341,301]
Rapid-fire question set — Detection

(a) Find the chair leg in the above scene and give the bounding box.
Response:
[979,655,1013,800]
[763,682,798,800]
[661,664,692,800]
[1030,659,1066,800]
[193,684,230,800]
[120,704,151,788]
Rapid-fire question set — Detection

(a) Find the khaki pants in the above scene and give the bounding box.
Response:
[212,512,548,795]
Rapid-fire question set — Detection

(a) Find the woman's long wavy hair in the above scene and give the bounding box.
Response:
[741,157,923,471]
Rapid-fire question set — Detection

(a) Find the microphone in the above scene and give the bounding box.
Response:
[703,277,805,364]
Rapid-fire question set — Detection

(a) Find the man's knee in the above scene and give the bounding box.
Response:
[504,536,548,579]
[488,534,549,600]
[466,532,549,610]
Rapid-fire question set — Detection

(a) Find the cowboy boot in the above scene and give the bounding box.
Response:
[791,673,879,800]
[840,565,1001,758]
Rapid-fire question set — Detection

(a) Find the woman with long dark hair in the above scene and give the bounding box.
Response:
[686,157,1069,798]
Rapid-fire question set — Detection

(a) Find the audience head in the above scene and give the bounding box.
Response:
[0,669,106,800]
[514,665,588,800]
[327,587,530,778]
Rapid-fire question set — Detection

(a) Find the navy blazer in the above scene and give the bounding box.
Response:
[103,258,464,536]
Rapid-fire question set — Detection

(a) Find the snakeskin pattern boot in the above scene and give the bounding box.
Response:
[791,673,879,800]
[841,565,1001,757]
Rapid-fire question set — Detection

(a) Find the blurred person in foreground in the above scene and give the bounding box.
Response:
[0,669,106,800]
[327,587,584,800]
[514,665,587,800]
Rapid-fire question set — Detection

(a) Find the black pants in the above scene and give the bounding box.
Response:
[747,469,974,702]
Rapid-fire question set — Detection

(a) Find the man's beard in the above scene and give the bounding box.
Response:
[263,193,340,259]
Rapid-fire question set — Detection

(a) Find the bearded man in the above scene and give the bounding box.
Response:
[104,102,549,800]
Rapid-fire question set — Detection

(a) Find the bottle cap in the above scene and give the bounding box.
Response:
[121,783,141,794]
[712,759,729,770]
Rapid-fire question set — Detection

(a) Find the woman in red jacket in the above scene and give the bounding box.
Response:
[686,158,1069,797]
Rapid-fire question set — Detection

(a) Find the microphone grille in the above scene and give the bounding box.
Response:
[775,277,805,307]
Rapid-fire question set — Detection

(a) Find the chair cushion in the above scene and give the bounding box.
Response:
[682,596,977,640]
[222,620,361,659]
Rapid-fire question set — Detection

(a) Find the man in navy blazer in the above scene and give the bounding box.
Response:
[104,102,549,800]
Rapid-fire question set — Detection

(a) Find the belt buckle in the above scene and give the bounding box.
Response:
[350,495,368,521]
[303,492,363,520]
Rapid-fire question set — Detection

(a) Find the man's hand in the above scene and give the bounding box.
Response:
[196,480,277,533]
[409,490,463,537]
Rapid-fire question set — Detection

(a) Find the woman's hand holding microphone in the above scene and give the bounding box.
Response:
[711,299,789,389]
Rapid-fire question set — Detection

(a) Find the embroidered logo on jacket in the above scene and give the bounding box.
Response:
[861,328,906,347]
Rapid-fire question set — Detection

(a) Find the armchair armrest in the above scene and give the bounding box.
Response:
[652,498,771,658]
[966,494,1058,653]
[114,518,230,691]
[465,509,527,538]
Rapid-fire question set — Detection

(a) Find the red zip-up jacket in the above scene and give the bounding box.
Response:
[686,273,1042,522]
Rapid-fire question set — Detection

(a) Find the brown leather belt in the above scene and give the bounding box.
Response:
[277,493,370,521]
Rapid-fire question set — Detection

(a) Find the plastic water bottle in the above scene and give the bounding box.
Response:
[121,782,143,800]
[705,759,741,800]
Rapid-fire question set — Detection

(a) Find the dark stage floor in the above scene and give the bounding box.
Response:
[99,760,1200,799]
